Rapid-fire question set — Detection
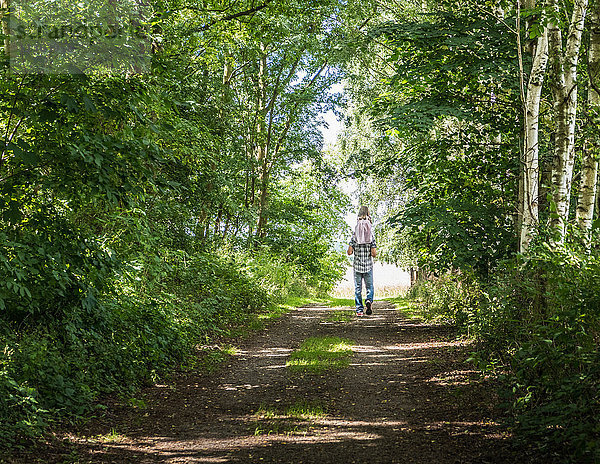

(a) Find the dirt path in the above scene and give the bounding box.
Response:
[12,301,519,463]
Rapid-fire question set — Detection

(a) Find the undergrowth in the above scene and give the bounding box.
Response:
[0,247,318,448]
[407,272,482,329]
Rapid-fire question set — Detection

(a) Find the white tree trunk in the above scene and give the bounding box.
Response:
[548,0,589,243]
[575,0,600,240]
[0,0,9,58]
[520,29,549,252]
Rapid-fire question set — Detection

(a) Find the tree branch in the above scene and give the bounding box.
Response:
[270,61,329,168]
[192,1,275,33]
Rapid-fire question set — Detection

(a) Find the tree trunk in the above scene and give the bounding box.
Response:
[214,205,223,235]
[0,0,9,58]
[255,45,269,237]
[219,60,234,118]
[222,211,232,237]
[575,0,600,242]
[410,268,418,287]
[256,166,270,237]
[520,27,549,252]
[548,0,589,243]
[249,45,326,239]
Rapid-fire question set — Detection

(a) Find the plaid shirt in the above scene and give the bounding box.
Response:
[349,232,377,273]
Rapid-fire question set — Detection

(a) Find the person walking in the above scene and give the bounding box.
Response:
[347,206,377,316]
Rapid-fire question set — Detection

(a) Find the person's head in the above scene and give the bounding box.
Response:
[357,206,370,220]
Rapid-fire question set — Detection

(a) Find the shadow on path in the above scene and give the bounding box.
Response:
[10,301,520,464]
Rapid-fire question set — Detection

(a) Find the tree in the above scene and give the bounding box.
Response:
[341,2,520,276]
[575,0,600,240]
[0,0,8,56]
[0,0,359,442]
[547,0,589,242]
[518,0,549,252]
[232,2,342,237]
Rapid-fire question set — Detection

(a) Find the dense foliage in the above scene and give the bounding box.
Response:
[0,0,353,445]
[481,238,600,460]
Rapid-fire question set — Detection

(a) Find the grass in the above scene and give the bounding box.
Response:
[324,310,354,323]
[376,285,410,299]
[258,296,310,321]
[331,284,409,300]
[282,295,321,308]
[280,295,356,308]
[291,295,355,308]
[94,428,126,443]
[323,297,355,307]
[286,336,354,373]
[252,400,327,435]
[230,298,301,337]
[385,295,423,319]
[185,296,314,374]
[184,344,238,373]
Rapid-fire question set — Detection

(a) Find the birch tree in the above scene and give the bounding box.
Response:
[548,0,589,242]
[575,0,600,240]
[519,0,549,252]
[0,0,8,57]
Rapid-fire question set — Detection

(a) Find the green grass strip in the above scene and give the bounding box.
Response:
[385,296,423,319]
[324,310,355,323]
[286,336,354,373]
[252,400,326,436]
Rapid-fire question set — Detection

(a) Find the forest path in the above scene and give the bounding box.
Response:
[19,302,518,463]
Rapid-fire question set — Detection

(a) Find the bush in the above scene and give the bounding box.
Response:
[478,242,600,462]
[0,247,299,447]
[0,295,187,446]
[159,250,270,340]
[0,345,48,446]
[408,271,483,329]
[234,247,310,303]
[409,244,600,461]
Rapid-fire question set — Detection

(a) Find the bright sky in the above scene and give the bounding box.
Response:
[321,109,344,148]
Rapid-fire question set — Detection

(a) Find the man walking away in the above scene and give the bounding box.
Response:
[347,206,377,316]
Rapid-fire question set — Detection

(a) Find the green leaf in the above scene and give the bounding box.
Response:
[8,140,40,165]
[60,94,79,113]
[82,94,97,113]
[38,108,59,123]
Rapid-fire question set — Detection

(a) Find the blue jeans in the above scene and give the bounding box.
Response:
[354,269,374,311]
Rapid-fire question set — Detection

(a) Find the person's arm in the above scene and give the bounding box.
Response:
[370,247,377,258]
[370,236,377,257]
[348,233,356,255]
